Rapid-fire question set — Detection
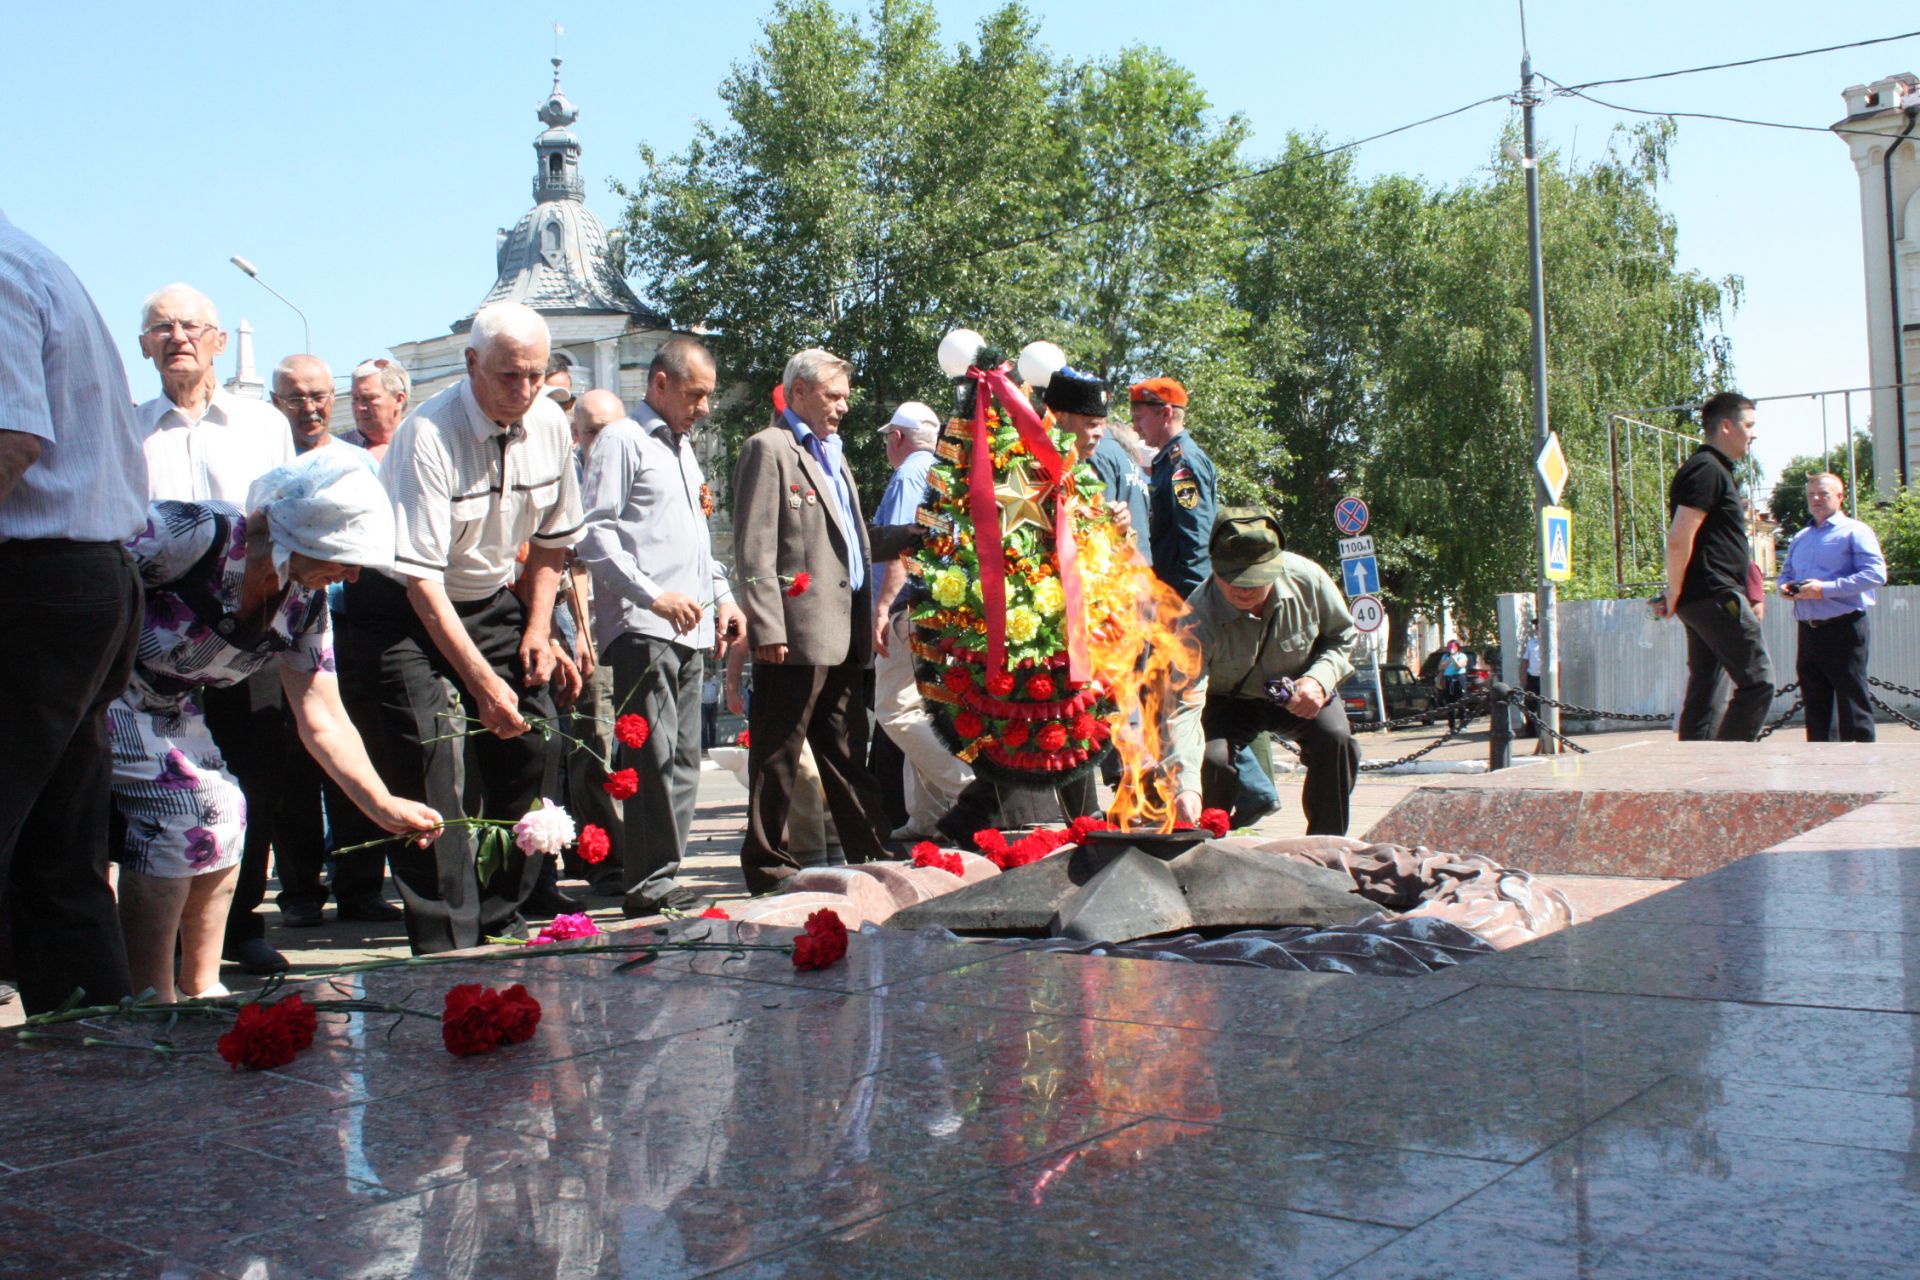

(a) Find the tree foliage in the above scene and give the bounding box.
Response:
[1863,485,1920,586]
[1767,433,1874,539]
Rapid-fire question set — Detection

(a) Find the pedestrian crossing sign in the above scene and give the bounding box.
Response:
[1542,505,1572,582]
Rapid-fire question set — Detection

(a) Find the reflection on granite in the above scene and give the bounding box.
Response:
[2,740,1915,1278]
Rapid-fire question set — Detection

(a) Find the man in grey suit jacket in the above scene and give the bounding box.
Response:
[732,348,891,892]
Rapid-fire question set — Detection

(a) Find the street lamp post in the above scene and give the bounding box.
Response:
[229,255,311,354]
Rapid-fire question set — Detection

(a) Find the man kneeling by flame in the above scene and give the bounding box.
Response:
[1167,509,1360,835]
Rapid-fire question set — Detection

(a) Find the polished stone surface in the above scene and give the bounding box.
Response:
[3,740,1917,1279]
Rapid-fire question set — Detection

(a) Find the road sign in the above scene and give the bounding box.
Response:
[1340,555,1380,597]
[1337,534,1374,560]
[1536,433,1571,505]
[1542,505,1572,581]
[1349,593,1384,633]
[1333,497,1370,536]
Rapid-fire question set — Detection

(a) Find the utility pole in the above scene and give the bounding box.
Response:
[1521,54,1560,751]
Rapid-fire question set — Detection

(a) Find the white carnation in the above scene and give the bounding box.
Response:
[512,800,576,856]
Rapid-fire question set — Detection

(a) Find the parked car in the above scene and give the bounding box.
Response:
[1338,664,1437,726]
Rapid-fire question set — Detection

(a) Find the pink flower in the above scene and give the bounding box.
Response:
[531,912,602,945]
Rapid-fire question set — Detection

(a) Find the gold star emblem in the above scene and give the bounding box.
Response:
[993,456,1055,537]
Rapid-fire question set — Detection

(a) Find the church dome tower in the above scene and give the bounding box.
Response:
[470,58,657,322]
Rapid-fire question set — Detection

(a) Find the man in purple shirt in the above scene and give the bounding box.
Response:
[1779,472,1887,741]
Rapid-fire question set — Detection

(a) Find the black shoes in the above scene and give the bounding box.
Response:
[522,888,588,920]
[337,896,404,923]
[622,884,709,920]
[280,900,326,929]
[226,937,290,975]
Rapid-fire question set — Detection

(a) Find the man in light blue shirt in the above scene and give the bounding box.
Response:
[1779,472,1887,741]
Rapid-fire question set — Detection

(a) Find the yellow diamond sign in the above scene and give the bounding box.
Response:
[1536,432,1571,505]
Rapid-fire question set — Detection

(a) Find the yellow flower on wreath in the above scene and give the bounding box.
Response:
[1032,576,1065,618]
[1006,606,1041,644]
[930,569,968,608]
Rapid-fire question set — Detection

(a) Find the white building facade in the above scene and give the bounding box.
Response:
[1837,72,1920,495]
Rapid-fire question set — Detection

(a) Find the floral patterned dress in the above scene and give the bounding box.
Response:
[109,501,333,878]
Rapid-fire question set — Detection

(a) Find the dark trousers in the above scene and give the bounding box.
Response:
[338,574,554,953]
[701,700,720,751]
[741,658,889,895]
[1797,612,1874,742]
[275,719,388,912]
[606,634,704,906]
[0,541,139,1013]
[1199,696,1360,836]
[201,668,285,952]
[1520,674,1541,738]
[1675,592,1774,742]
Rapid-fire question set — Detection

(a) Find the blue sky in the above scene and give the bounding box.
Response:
[7,0,1906,491]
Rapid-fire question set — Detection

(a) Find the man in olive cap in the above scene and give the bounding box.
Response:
[1167,509,1360,835]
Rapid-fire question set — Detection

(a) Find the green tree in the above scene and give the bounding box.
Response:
[1863,485,1920,585]
[1767,433,1874,538]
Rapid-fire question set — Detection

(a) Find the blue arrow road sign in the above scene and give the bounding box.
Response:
[1334,497,1370,536]
[1341,555,1379,597]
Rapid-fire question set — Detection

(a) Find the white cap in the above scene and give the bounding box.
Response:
[881,400,941,433]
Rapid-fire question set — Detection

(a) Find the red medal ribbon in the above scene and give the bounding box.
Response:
[964,365,1091,684]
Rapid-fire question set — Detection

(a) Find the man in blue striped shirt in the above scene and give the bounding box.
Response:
[1779,472,1887,742]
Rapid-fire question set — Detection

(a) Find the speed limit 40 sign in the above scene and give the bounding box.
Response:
[1349,593,1384,633]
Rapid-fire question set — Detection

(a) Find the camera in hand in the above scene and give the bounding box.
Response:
[1264,676,1296,707]
[1780,581,1800,597]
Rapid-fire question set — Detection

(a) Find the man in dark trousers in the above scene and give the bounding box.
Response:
[1779,472,1886,741]
[1653,391,1774,740]
[0,213,146,1012]
[732,348,891,893]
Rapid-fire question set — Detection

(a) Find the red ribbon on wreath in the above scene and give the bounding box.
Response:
[964,365,1090,683]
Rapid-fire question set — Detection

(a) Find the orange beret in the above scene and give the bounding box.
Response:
[1129,376,1188,407]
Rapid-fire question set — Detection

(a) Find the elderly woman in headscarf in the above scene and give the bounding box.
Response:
[112,451,441,1001]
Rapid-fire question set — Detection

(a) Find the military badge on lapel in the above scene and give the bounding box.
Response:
[1173,467,1200,510]
[788,483,803,509]
[699,482,715,518]
[805,488,818,506]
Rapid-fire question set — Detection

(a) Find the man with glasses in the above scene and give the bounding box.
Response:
[136,284,294,501]
[134,283,297,979]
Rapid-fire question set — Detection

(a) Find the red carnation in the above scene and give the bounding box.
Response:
[735,729,751,748]
[1068,815,1113,843]
[441,984,504,1057]
[785,572,811,597]
[791,908,849,971]
[615,714,650,749]
[1036,723,1069,752]
[1072,712,1103,742]
[216,995,317,1071]
[953,710,985,740]
[491,984,542,1045]
[1199,808,1232,837]
[1001,720,1031,747]
[700,906,732,920]
[985,671,1016,698]
[973,828,1009,855]
[913,846,964,877]
[1025,674,1056,702]
[943,666,975,696]
[577,824,611,865]
[602,768,639,800]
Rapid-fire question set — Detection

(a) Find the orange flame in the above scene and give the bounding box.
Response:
[1073,519,1205,831]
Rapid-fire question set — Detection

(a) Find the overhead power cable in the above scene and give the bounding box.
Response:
[1543,75,1920,142]
[1556,28,1920,92]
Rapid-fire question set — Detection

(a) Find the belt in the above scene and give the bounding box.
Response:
[1801,610,1864,629]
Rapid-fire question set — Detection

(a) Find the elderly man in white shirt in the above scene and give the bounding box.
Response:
[134,282,299,979]
[136,284,295,501]
[337,301,584,953]
[578,335,744,917]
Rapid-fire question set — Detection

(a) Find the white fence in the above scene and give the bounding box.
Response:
[1497,587,1920,725]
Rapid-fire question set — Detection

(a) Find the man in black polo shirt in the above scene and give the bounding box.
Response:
[1652,392,1774,740]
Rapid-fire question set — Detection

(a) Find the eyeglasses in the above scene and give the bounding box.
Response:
[143,319,217,342]
[272,391,334,407]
